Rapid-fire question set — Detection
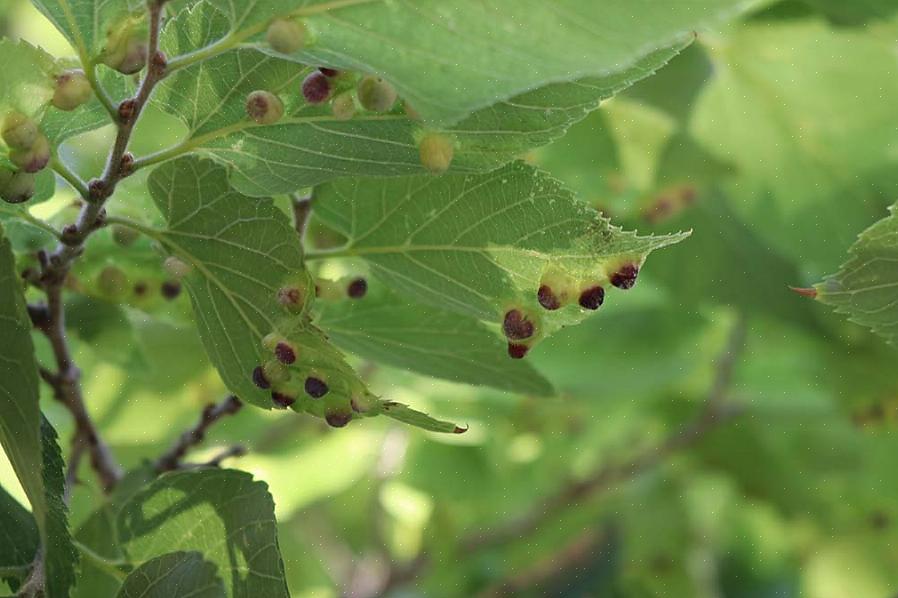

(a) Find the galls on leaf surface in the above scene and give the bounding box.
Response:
[331,92,356,121]
[274,341,298,365]
[302,71,332,104]
[2,112,39,149]
[503,309,536,341]
[10,135,51,173]
[266,18,306,54]
[0,169,35,205]
[507,342,530,360]
[271,391,296,409]
[325,409,352,428]
[161,280,182,300]
[97,266,128,298]
[277,276,311,313]
[101,19,148,75]
[304,376,329,398]
[52,70,93,111]
[537,268,577,311]
[163,256,192,280]
[610,264,640,290]
[357,75,397,112]
[578,285,605,311]
[418,133,455,175]
[245,90,284,125]
[346,277,367,299]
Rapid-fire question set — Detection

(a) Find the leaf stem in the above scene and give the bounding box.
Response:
[72,541,129,581]
[51,155,89,198]
[84,63,118,120]
[154,395,243,472]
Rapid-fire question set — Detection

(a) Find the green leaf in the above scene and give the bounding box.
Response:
[116,551,225,598]
[30,0,143,60]
[379,402,465,435]
[317,287,554,396]
[42,71,132,145]
[312,161,687,343]
[0,224,77,597]
[202,0,748,125]
[153,7,686,196]
[801,0,898,25]
[0,484,39,590]
[0,39,55,115]
[816,203,898,346]
[117,469,288,598]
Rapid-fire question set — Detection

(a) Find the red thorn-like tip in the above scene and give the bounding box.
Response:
[789,286,818,299]
[454,425,469,434]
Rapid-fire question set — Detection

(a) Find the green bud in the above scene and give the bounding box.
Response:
[9,135,50,173]
[331,92,356,121]
[163,256,192,280]
[266,18,306,54]
[52,70,93,111]
[357,75,397,113]
[112,225,140,247]
[2,112,39,149]
[418,133,454,175]
[97,266,129,298]
[245,90,284,124]
[0,169,36,204]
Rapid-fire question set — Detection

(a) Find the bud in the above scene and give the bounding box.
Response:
[610,264,639,290]
[271,391,296,409]
[97,266,128,298]
[163,256,192,280]
[503,309,535,341]
[245,90,284,124]
[418,133,454,174]
[304,376,329,398]
[302,71,332,104]
[331,92,356,121]
[10,135,50,173]
[112,225,140,247]
[578,285,605,311]
[52,70,93,111]
[357,76,397,112]
[0,170,35,204]
[266,18,306,54]
[274,341,297,365]
[161,280,182,300]
[325,409,352,428]
[2,112,39,149]
[346,277,367,299]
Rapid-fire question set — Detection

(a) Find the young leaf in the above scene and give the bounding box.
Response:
[117,469,288,597]
[0,40,55,114]
[316,288,554,396]
[0,484,39,590]
[152,10,686,196]
[0,224,77,596]
[30,0,144,61]
[312,162,687,339]
[202,0,748,125]
[379,401,466,435]
[815,203,898,345]
[116,551,225,598]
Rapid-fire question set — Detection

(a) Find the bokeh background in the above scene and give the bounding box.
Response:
[2,0,898,596]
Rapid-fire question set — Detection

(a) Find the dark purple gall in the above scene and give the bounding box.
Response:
[304,376,329,398]
[325,410,352,428]
[252,365,271,389]
[503,309,534,341]
[537,285,561,311]
[161,280,182,300]
[274,341,297,364]
[302,71,332,104]
[271,391,296,409]
[578,285,605,310]
[507,343,529,359]
[610,264,639,290]
[347,277,367,299]
[277,285,304,312]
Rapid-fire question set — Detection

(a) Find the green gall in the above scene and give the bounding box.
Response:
[163,256,192,280]
[331,92,356,121]
[2,112,39,149]
[52,70,93,111]
[112,225,140,247]
[357,75,397,112]
[262,360,290,386]
[537,269,577,310]
[245,90,284,125]
[266,18,306,54]
[0,169,35,204]
[418,133,454,175]
[97,266,129,298]
[10,135,50,173]
[101,19,148,74]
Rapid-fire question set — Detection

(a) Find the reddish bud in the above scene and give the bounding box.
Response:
[304,376,329,398]
[537,285,561,310]
[325,411,352,428]
[508,343,529,359]
[252,365,271,389]
[120,152,135,177]
[347,277,367,299]
[274,341,297,364]
[302,71,332,104]
[161,280,182,300]
[271,391,296,409]
[578,285,605,310]
[503,309,534,341]
[610,264,639,290]
[118,99,137,124]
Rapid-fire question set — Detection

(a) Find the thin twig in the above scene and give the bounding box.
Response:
[154,395,243,472]
[199,445,247,468]
[35,0,171,495]
[462,315,748,551]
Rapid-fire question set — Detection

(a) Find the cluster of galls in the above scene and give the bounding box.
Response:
[501,263,641,359]
[93,256,191,303]
[243,17,457,175]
